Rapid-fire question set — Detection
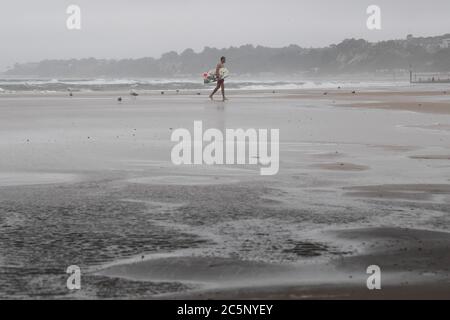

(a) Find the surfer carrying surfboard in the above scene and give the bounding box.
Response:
[209,56,228,101]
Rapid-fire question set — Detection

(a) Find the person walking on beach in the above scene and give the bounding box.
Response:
[209,56,227,101]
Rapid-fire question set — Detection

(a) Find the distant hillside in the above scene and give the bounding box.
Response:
[5,34,450,77]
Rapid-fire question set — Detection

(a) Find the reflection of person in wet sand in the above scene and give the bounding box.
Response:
[209,56,228,101]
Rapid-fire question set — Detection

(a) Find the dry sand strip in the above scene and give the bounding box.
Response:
[162,281,450,300]
[278,89,450,114]
[343,184,450,201]
[345,101,450,115]
[93,227,450,300]
[282,90,450,99]
[410,155,450,160]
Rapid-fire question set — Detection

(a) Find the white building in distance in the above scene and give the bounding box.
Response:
[441,39,450,48]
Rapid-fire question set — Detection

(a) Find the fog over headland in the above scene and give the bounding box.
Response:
[1,0,450,72]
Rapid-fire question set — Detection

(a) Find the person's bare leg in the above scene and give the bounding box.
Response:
[221,81,227,101]
[209,83,220,100]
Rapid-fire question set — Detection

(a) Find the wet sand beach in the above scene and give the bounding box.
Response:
[157,227,450,299]
[1,86,450,299]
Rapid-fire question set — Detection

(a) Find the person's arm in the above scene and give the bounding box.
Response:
[216,64,221,79]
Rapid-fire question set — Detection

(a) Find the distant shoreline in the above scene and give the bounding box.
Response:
[4,33,450,77]
[0,77,419,93]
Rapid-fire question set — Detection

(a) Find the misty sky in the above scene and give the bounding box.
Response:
[1,0,449,72]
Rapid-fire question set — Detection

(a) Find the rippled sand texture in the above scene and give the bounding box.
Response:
[1,87,450,299]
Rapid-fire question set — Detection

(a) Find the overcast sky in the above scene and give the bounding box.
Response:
[1,0,449,71]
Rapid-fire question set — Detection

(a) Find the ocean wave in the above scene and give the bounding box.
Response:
[236,80,409,90]
[0,78,410,92]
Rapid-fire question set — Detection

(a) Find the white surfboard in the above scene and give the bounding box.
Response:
[203,68,229,84]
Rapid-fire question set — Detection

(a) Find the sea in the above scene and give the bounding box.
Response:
[0,77,411,93]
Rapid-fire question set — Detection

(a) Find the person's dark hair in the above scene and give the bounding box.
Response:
[221,56,226,62]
